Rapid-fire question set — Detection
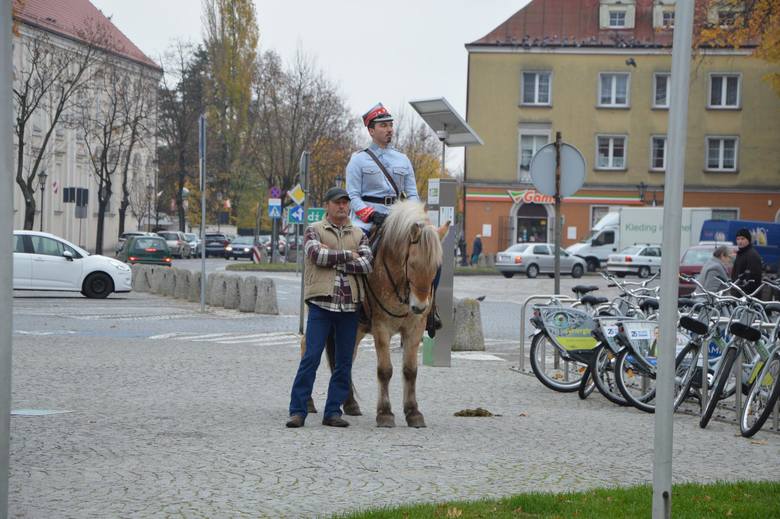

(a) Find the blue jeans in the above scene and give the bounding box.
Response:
[289,304,359,418]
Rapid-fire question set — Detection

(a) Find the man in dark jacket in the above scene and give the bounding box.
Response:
[732,228,762,294]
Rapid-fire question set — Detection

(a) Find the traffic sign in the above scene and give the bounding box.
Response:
[288,205,304,224]
[306,207,325,223]
[288,184,305,206]
[529,142,586,198]
[270,186,282,198]
[268,197,282,219]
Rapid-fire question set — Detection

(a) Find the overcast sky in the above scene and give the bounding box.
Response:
[90,0,529,171]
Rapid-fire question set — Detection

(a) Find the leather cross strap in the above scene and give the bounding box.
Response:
[363,148,406,200]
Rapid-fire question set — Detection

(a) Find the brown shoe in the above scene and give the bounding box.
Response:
[322,415,350,427]
[286,415,305,428]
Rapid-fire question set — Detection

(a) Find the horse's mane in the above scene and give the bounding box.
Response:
[380,200,442,268]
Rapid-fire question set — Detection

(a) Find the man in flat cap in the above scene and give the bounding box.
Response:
[286,187,372,428]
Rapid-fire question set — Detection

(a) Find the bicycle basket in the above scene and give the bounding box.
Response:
[594,316,625,353]
[533,305,598,352]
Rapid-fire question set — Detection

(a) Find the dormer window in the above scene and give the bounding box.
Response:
[600,0,635,29]
[653,0,676,29]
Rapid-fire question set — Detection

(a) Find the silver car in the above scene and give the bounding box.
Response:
[495,242,586,279]
[607,244,662,278]
[184,232,201,256]
[156,231,192,259]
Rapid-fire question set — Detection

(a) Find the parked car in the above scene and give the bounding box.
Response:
[115,231,153,255]
[495,243,586,279]
[607,244,662,278]
[678,242,737,296]
[156,231,191,259]
[184,232,201,256]
[116,235,173,267]
[13,230,132,298]
[204,232,230,257]
[225,236,257,260]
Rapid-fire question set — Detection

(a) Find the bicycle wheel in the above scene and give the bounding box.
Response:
[615,348,657,413]
[529,333,587,392]
[700,347,738,429]
[673,342,702,412]
[740,352,780,437]
[591,344,629,406]
[578,365,596,400]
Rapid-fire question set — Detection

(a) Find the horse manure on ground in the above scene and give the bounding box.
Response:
[454,407,496,417]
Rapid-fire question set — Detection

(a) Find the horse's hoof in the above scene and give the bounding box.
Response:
[306,398,317,414]
[343,402,362,416]
[406,412,427,428]
[376,413,396,428]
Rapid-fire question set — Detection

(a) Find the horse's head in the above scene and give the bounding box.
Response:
[381,201,450,316]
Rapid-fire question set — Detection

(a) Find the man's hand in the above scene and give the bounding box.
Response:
[371,212,387,226]
[351,251,360,261]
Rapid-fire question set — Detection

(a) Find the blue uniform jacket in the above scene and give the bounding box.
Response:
[345,143,419,231]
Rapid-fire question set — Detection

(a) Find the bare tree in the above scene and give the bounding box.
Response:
[12,30,100,229]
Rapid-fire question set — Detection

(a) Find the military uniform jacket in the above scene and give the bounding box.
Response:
[345,143,419,231]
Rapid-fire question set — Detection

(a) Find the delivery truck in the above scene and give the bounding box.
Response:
[566,207,714,271]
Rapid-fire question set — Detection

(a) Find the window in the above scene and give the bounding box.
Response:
[599,73,630,107]
[590,206,610,228]
[14,235,26,253]
[653,73,670,108]
[609,10,626,27]
[593,231,615,246]
[718,10,736,26]
[519,134,548,171]
[706,137,738,171]
[712,209,739,220]
[650,136,667,171]
[709,74,740,108]
[662,10,675,28]
[641,247,661,257]
[597,135,627,170]
[533,245,550,255]
[31,236,64,257]
[521,71,552,105]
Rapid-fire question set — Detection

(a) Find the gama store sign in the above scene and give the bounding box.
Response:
[507,189,555,205]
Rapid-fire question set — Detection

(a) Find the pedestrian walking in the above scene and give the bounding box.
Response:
[471,234,483,266]
[286,187,373,428]
[732,228,762,294]
[696,245,732,293]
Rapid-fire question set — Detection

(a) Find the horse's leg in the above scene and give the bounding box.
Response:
[342,329,366,416]
[402,323,427,428]
[374,328,395,427]
[300,335,317,414]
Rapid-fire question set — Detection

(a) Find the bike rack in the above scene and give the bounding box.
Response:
[518,294,577,372]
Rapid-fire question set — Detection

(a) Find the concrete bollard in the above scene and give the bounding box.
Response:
[254,278,279,315]
[131,265,149,292]
[188,271,203,303]
[150,267,167,295]
[451,297,485,351]
[209,273,227,307]
[174,269,191,300]
[161,268,176,297]
[223,275,241,309]
[239,277,259,313]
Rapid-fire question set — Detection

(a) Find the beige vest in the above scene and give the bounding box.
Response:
[304,219,366,303]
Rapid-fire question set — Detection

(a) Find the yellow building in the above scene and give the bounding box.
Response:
[464,0,780,255]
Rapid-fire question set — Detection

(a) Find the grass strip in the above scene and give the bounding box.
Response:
[336,481,780,519]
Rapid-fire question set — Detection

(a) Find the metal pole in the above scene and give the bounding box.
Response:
[653,2,694,517]
[441,139,446,178]
[199,114,207,313]
[553,132,562,297]
[1,0,15,514]
[39,185,44,232]
[298,151,310,335]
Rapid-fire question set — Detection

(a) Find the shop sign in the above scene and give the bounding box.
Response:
[507,189,555,205]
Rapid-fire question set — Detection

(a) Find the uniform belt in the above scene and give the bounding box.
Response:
[363,196,397,205]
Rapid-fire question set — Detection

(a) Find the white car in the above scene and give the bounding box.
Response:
[607,244,662,278]
[13,230,133,298]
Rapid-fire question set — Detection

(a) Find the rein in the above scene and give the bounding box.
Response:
[369,230,423,319]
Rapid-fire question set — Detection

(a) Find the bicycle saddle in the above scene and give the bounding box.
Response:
[680,315,708,335]
[639,299,659,312]
[765,302,780,316]
[677,298,696,308]
[572,285,598,295]
[581,295,608,306]
[729,322,761,342]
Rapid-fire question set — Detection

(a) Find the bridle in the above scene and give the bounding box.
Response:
[367,228,432,319]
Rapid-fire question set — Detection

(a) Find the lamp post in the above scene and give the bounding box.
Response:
[146,182,154,232]
[216,191,223,232]
[38,170,48,232]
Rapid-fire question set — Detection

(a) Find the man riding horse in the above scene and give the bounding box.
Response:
[345,102,442,337]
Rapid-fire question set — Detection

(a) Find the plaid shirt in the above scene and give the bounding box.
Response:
[305,224,372,312]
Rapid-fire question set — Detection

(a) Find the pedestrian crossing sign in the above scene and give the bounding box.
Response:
[268,197,282,219]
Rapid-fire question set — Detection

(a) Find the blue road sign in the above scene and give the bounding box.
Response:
[287,205,304,224]
[268,197,282,219]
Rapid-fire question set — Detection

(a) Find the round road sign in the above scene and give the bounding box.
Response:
[529,142,586,198]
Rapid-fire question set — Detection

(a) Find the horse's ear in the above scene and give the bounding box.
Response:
[410,222,422,242]
[437,220,451,241]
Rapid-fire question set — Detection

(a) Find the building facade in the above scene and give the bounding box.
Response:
[12,0,162,253]
[464,0,780,255]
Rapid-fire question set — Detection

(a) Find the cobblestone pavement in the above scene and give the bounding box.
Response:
[9,292,780,518]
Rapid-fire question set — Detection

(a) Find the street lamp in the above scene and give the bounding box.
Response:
[216,191,223,232]
[38,170,48,232]
[146,182,154,232]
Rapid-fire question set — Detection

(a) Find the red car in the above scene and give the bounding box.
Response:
[678,242,736,296]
